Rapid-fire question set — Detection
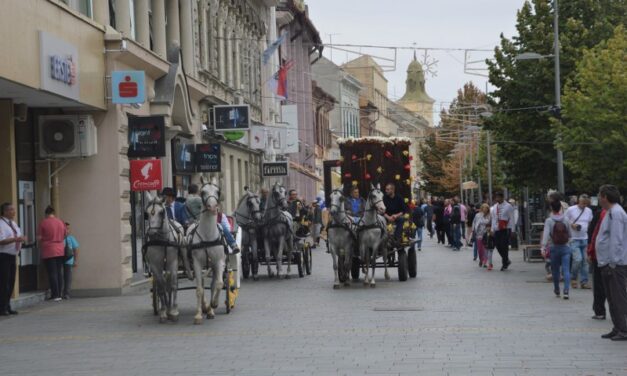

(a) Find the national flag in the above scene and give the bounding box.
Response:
[268,60,295,100]
[262,32,287,65]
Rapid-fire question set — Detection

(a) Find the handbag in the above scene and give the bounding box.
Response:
[64,238,74,260]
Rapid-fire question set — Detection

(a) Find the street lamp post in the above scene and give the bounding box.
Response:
[515,0,564,193]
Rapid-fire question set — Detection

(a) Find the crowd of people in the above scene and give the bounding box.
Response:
[0,203,79,315]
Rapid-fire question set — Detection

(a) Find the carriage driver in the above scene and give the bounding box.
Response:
[345,187,365,224]
[383,183,407,241]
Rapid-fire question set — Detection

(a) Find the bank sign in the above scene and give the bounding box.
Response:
[111,71,146,104]
[130,159,163,192]
[39,31,79,101]
[262,161,289,177]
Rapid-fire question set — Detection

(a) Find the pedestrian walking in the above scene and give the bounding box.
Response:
[411,200,424,251]
[565,194,593,289]
[491,191,515,271]
[473,203,491,268]
[450,198,462,251]
[433,200,446,245]
[509,199,520,250]
[542,199,573,299]
[443,199,453,246]
[310,198,323,248]
[424,199,434,239]
[466,203,477,248]
[588,207,607,320]
[595,185,627,341]
[460,200,468,242]
[0,203,26,315]
[62,222,79,299]
[38,206,67,301]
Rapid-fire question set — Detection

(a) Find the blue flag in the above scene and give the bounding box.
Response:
[262,32,287,65]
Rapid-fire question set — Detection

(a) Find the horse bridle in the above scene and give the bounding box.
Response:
[266,186,288,212]
[146,200,173,238]
[366,189,384,212]
[200,182,220,212]
[329,190,345,212]
[235,194,262,224]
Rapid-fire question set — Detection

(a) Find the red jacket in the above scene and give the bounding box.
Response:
[587,209,607,262]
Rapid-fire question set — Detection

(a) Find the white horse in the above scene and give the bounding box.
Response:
[234,189,262,280]
[327,189,356,289]
[143,192,186,322]
[262,182,294,279]
[186,176,227,324]
[357,184,388,288]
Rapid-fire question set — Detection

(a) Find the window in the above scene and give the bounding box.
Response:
[61,0,93,18]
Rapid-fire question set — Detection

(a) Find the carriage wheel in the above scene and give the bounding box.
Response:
[296,252,305,278]
[241,249,251,279]
[397,249,409,282]
[351,257,361,280]
[338,255,348,283]
[304,242,312,275]
[151,277,159,316]
[408,247,418,278]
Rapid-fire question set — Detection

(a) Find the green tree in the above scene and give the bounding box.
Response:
[558,25,627,191]
[486,0,625,191]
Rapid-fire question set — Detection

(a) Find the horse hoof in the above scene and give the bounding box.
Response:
[253,276,259,281]
[333,284,340,290]
[284,274,291,280]
[370,283,376,288]
[211,302,219,309]
[385,275,391,281]
[268,273,275,279]
[207,313,215,319]
[363,281,369,287]
[193,318,203,325]
[344,282,351,287]
[167,312,179,322]
[159,316,168,324]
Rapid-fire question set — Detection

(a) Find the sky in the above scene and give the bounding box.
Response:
[307,0,526,124]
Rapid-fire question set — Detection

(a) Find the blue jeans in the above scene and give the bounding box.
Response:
[550,244,572,294]
[452,223,462,249]
[222,223,237,248]
[473,234,478,259]
[415,227,423,250]
[570,239,589,284]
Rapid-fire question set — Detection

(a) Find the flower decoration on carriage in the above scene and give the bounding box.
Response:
[351,154,358,161]
[387,223,394,233]
[404,164,411,171]
[352,180,358,186]
[364,173,372,180]
[404,198,409,204]
[402,150,409,157]
[395,174,401,180]
[403,213,410,220]
[384,150,393,159]
[366,154,372,161]
[376,166,384,173]
[344,172,352,178]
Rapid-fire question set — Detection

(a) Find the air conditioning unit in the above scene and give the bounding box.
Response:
[38,115,98,159]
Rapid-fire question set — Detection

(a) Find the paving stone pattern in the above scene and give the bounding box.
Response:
[0,237,625,376]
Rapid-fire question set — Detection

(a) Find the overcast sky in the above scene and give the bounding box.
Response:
[308,0,526,123]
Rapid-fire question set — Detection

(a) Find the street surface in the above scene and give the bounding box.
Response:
[1,237,625,376]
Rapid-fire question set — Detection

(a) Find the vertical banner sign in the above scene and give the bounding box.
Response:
[195,144,221,173]
[213,105,251,131]
[111,71,146,104]
[281,105,299,154]
[130,159,163,191]
[127,116,166,157]
[172,142,195,174]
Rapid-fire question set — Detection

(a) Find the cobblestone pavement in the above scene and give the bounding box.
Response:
[1,237,625,376]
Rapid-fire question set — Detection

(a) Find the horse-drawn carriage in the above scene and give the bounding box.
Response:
[142,177,241,324]
[237,184,313,280]
[324,137,418,288]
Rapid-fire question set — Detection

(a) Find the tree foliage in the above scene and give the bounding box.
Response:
[558,25,627,191]
[486,0,626,191]
[420,82,488,196]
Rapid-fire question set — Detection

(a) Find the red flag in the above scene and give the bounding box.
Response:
[270,60,294,100]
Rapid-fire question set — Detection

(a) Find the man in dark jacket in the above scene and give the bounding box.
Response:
[383,183,407,241]
[412,201,425,251]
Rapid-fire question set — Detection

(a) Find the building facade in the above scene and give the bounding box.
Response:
[275,0,323,201]
[0,0,283,297]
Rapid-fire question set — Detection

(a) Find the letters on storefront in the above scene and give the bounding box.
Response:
[130,159,163,192]
[195,144,221,173]
[127,116,166,158]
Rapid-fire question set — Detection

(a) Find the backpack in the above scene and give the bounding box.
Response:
[551,219,569,245]
[412,206,424,227]
[451,205,461,224]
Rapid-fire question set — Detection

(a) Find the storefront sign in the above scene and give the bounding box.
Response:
[214,105,250,131]
[130,159,163,192]
[127,116,166,158]
[39,31,79,101]
[262,161,289,177]
[111,71,146,104]
[195,144,221,173]
[172,142,195,174]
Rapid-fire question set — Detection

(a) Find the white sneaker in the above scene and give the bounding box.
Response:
[53,297,62,302]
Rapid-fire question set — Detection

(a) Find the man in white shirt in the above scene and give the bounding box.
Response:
[565,194,593,289]
[491,191,515,271]
[0,203,26,316]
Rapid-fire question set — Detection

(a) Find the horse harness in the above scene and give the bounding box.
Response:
[187,224,229,269]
